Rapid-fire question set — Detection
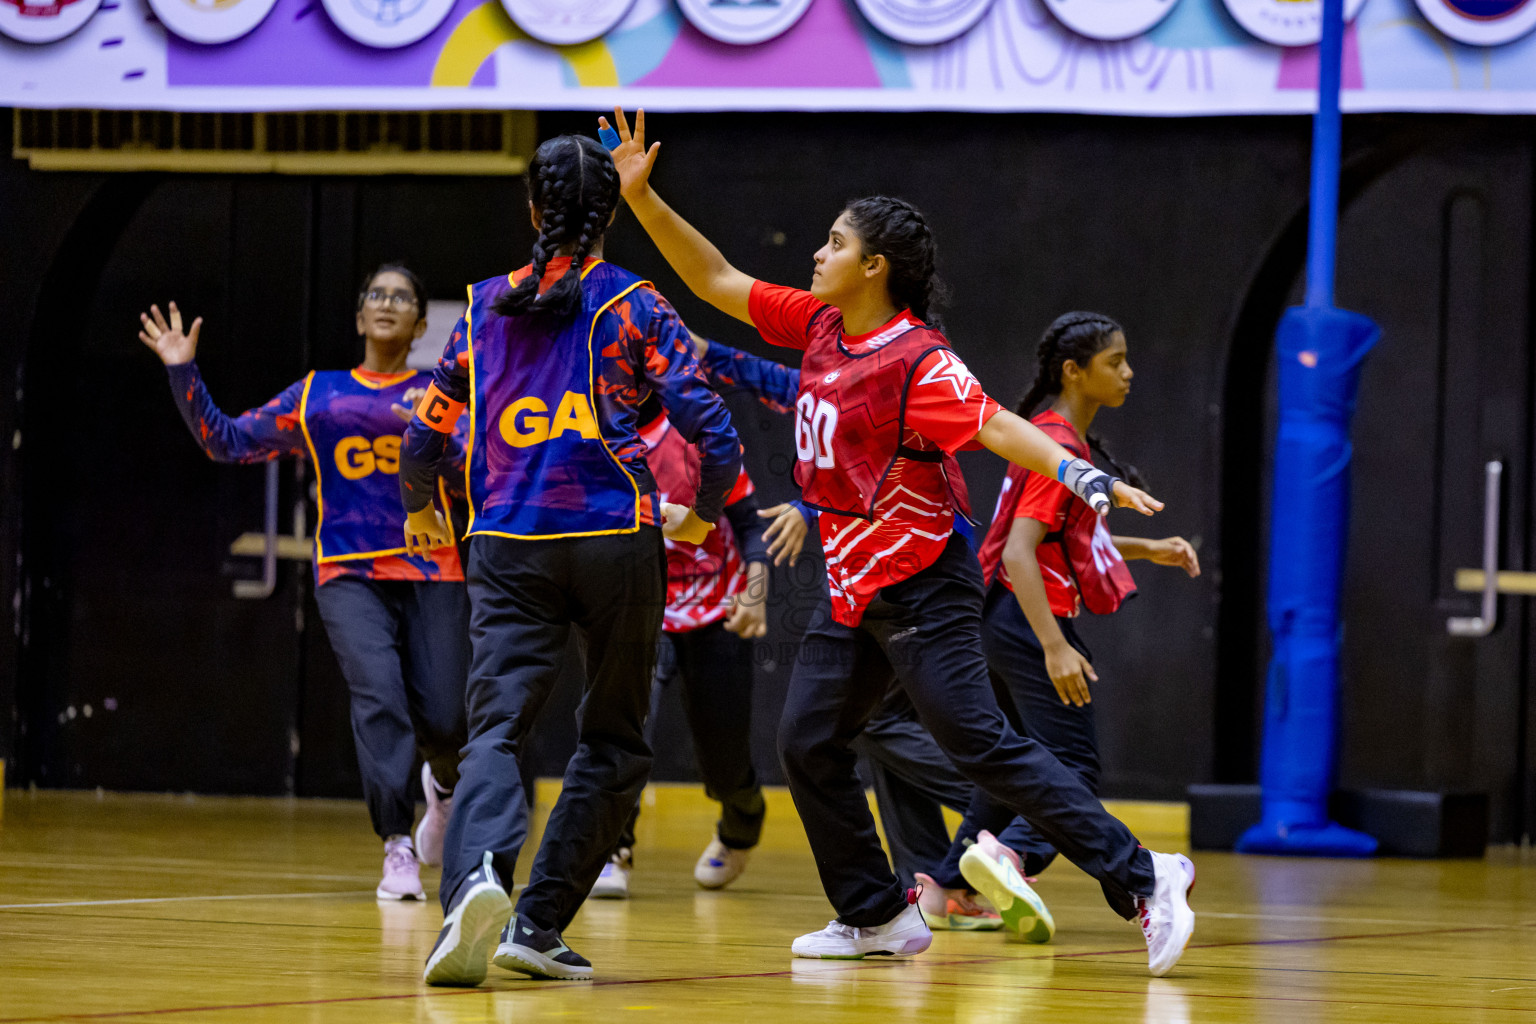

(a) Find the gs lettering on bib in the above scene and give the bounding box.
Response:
[298,369,448,563]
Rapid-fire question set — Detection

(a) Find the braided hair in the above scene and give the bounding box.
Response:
[842,196,949,331]
[494,135,621,319]
[1017,311,1144,489]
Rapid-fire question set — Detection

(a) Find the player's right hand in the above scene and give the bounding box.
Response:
[1045,641,1096,707]
[602,108,660,203]
[138,301,201,366]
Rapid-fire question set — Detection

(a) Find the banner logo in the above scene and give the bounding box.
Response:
[148,0,279,44]
[1221,0,1367,46]
[321,0,456,47]
[1041,0,1179,40]
[1414,0,1536,45]
[674,0,814,45]
[852,0,996,45]
[500,0,636,44]
[0,0,99,42]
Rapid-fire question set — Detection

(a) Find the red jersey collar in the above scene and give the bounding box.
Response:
[842,308,917,352]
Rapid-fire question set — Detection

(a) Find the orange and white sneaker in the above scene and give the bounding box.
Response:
[913,872,1003,931]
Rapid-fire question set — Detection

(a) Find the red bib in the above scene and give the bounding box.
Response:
[980,416,1136,616]
[794,316,972,521]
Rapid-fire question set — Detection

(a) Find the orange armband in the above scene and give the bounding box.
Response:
[415,383,466,433]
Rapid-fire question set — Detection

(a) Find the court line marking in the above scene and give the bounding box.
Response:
[0,890,375,910]
[3,922,1535,1023]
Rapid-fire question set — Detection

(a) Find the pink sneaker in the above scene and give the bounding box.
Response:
[414,764,453,867]
[913,872,1002,931]
[377,837,425,901]
[975,830,1026,876]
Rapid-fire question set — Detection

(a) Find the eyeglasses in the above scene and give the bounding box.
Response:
[363,289,418,311]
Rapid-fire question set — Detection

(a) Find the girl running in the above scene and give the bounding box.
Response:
[899,312,1204,944]
[400,134,740,987]
[138,266,468,903]
[590,393,771,900]
[602,109,1196,977]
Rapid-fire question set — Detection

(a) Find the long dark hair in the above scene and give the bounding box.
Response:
[843,196,948,331]
[1017,311,1143,489]
[356,263,426,316]
[494,135,620,319]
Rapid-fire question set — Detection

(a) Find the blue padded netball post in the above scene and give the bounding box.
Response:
[1235,0,1378,858]
[1236,306,1379,857]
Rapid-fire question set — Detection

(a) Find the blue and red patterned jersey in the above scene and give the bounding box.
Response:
[167,361,464,586]
[401,257,739,541]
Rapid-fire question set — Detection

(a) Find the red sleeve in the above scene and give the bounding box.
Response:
[1012,470,1073,529]
[724,462,755,505]
[901,349,1002,455]
[747,280,826,351]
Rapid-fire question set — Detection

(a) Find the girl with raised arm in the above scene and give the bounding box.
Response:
[399,134,740,987]
[138,266,468,904]
[602,109,1195,977]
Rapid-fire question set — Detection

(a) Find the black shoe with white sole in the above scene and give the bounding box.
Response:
[422,851,513,987]
[492,914,594,981]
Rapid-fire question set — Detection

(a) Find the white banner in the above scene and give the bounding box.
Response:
[3,0,1536,114]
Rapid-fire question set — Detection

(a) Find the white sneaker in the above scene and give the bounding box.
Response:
[414,764,452,867]
[791,901,932,960]
[1138,851,1196,977]
[959,836,1054,943]
[694,835,751,890]
[376,837,425,901]
[422,851,513,987]
[590,849,631,900]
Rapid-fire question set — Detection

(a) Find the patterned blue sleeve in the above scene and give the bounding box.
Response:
[697,339,801,415]
[166,362,308,464]
[641,297,741,525]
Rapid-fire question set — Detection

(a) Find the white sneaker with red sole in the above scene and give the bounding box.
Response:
[1138,851,1196,977]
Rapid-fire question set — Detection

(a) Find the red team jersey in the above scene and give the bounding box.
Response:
[641,414,756,632]
[748,282,1001,626]
[975,410,1136,618]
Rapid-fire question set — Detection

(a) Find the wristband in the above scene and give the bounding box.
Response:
[1057,458,1115,515]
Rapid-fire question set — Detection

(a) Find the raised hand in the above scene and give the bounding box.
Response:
[138,301,202,366]
[1112,480,1163,517]
[600,108,660,203]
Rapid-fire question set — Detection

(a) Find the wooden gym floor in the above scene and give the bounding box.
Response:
[1,785,1533,1023]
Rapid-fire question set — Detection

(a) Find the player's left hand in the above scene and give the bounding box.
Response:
[1148,536,1201,577]
[391,387,427,423]
[1112,480,1163,517]
[723,587,768,639]
[760,502,809,566]
[403,507,450,556]
[662,502,713,544]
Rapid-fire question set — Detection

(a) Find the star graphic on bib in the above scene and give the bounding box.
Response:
[916,350,979,402]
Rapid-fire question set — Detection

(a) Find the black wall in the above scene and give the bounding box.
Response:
[2,111,1532,826]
